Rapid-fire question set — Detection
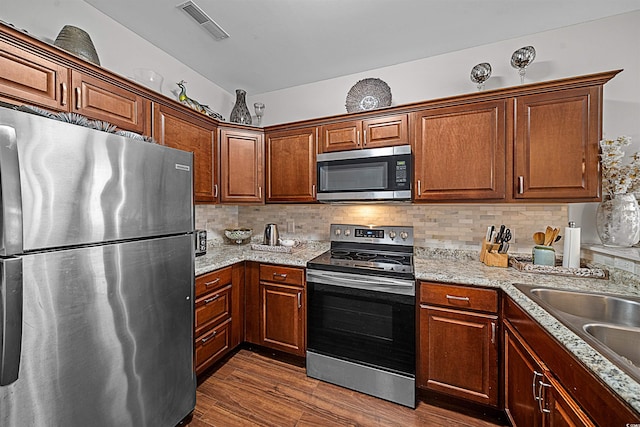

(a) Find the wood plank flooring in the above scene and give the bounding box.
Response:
[185,348,507,427]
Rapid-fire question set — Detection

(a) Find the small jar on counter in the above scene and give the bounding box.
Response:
[532,245,555,266]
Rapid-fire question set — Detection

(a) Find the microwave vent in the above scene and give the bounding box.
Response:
[177,1,230,41]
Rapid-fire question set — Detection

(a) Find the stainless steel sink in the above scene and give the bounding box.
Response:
[514,283,640,383]
[529,288,640,327]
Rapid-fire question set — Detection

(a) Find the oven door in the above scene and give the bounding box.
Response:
[306,270,415,376]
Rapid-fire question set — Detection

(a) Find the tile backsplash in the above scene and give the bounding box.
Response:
[197,203,568,253]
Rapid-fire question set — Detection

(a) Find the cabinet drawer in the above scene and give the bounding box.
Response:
[259,264,304,286]
[195,284,231,336]
[195,266,232,298]
[420,282,498,313]
[195,318,231,374]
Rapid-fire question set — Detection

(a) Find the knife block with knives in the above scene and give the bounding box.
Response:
[479,224,510,268]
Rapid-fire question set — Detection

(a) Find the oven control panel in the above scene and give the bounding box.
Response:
[330,224,413,245]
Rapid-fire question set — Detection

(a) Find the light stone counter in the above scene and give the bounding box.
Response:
[195,241,329,276]
[195,243,640,415]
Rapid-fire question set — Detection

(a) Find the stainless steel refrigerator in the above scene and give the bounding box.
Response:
[0,106,196,426]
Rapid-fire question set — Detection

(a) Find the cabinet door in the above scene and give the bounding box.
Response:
[220,128,264,203]
[260,282,305,356]
[71,71,147,133]
[153,104,217,203]
[504,323,546,427]
[419,305,499,406]
[319,120,362,152]
[0,39,69,110]
[412,100,506,200]
[362,114,408,149]
[544,375,595,427]
[514,88,601,200]
[266,127,317,202]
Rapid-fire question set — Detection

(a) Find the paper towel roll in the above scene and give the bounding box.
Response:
[562,222,581,268]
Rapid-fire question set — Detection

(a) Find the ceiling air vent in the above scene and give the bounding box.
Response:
[177,1,230,41]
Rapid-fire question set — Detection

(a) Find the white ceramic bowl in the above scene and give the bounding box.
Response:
[278,238,298,247]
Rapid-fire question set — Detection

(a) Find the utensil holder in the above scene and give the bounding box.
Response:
[479,239,508,268]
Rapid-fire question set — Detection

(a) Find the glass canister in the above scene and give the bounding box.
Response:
[532,245,555,266]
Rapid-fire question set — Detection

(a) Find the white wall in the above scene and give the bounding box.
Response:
[2,0,235,117]
[248,11,640,244]
[5,4,639,243]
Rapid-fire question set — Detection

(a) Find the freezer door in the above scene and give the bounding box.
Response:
[0,235,196,427]
[0,107,194,255]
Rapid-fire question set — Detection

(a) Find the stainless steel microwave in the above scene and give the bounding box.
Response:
[316,145,412,202]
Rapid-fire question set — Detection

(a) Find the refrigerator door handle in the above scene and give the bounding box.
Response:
[0,125,23,256]
[1,257,23,386]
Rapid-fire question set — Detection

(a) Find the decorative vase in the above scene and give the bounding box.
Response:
[596,193,640,247]
[53,25,100,66]
[229,89,252,125]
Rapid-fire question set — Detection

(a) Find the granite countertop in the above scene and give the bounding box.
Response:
[195,242,640,415]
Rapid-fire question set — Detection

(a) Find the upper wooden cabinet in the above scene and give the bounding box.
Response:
[153,103,218,203]
[71,71,147,133]
[513,87,601,200]
[220,127,265,204]
[0,38,68,111]
[266,127,317,203]
[319,114,408,153]
[0,38,148,133]
[412,100,507,201]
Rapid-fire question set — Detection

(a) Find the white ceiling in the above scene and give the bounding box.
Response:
[83,0,640,95]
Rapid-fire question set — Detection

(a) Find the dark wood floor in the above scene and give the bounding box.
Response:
[185,348,507,427]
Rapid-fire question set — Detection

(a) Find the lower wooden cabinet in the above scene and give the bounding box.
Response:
[194,263,244,375]
[502,295,639,427]
[245,262,306,356]
[418,282,499,407]
[503,321,594,426]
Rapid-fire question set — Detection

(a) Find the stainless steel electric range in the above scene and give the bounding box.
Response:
[306,224,416,408]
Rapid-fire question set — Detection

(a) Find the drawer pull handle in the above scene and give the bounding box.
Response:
[445,295,470,302]
[75,87,81,109]
[204,295,220,304]
[491,321,496,344]
[532,370,544,401]
[205,278,220,287]
[201,331,217,344]
[273,273,288,280]
[60,82,67,106]
[538,380,551,414]
[518,176,524,194]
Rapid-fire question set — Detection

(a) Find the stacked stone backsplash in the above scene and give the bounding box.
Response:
[196,203,640,278]
[232,204,568,254]
[195,205,239,245]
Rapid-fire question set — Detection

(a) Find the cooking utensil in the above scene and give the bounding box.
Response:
[550,228,560,246]
[533,232,545,245]
[544,226,554,246]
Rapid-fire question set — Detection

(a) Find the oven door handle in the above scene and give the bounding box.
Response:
[306,269,414,295]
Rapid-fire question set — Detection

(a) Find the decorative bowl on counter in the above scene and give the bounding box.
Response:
[224,228,253,244]
[278,238,299,248]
